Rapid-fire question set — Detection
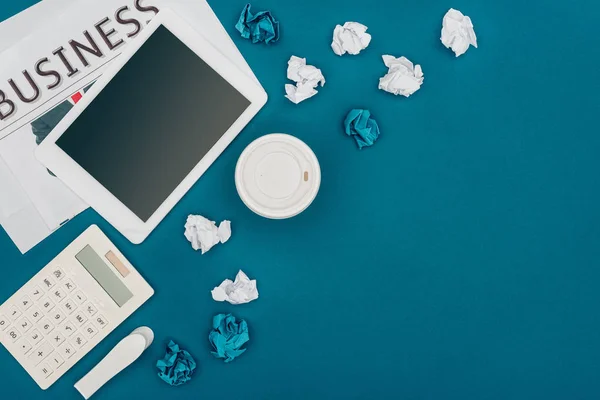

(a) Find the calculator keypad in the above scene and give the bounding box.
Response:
[0,267,109,386]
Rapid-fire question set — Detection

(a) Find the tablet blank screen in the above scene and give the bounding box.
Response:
[56,25,251,222]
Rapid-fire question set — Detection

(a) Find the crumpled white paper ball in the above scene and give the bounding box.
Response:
[331,21,372,56]
[184,215,231,254]
[285,56,326,104]
[378,55,424,97]
[211,270,259,305]
[441,8,478,57]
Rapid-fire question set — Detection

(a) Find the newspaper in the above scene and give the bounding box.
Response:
[0,0,258,253]
[0,0,75,54]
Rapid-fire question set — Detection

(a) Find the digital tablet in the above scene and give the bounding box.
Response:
[36,9,267,244]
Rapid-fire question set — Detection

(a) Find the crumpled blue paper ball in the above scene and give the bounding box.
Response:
[344,109,381,149]
[209,313,250,362]
[156,340,197,386]
[235,3,280,44]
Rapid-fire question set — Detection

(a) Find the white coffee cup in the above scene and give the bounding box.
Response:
[235,134,321,219]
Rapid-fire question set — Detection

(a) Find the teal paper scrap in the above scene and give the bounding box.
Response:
[209,313,250,362]
[235,3,280,44]
[344,109,381,149]
[156,340,197,386]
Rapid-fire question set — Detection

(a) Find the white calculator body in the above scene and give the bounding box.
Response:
[0,225,154,390]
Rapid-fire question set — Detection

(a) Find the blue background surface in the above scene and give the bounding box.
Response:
[1,0,600,399]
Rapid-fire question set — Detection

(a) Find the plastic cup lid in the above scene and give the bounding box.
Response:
[235,134,321,219]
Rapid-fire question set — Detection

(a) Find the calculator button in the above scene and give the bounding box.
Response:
[73,291,87,305]
[28,329,43,345]
[63,279,76,292]
[52,287,67,302]
[84,302,98,317]
[51,267,65,280]
[49,352,65,369]
[41,276,56,290]
[39,296,55,312]
[28,341,53,366]
[60,321,77,337]
[37,318,55,335]
[50,331,66,347]
[71,334,87,349]
[59,298,77,315]
[31,285,44,300]
[26,306,44,323]
[57,342,76,359]
[82,322,98,339]
[72,312,88,327]
[6,327,21,342]
[94,315,108,329]
[50,309,66,325]
[8,305,22,321]
[16,317,32,333]
[18,295,33,311]
[38,362,53,378]
[16,338,32,355]
[0,314,8,331]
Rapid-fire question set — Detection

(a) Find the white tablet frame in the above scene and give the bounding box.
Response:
[36,8,267,244]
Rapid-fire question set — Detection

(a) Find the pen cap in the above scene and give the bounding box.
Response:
[74,327,153,399]
[235,134,321,219]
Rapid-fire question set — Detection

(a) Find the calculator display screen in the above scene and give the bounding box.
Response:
[75,245,133,307]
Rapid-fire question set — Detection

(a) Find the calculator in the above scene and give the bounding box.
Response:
[0,225,154,390]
